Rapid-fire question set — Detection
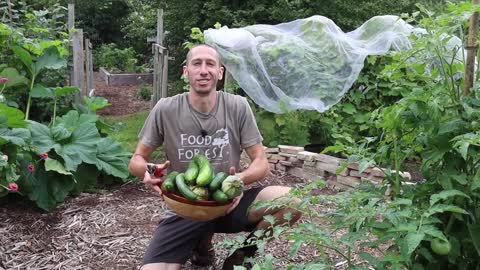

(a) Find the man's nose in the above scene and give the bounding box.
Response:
[199,63,208,74]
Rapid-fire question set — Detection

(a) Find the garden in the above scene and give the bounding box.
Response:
[1,0,480,269]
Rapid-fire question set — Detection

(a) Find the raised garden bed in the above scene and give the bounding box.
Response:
[99,67,153,86]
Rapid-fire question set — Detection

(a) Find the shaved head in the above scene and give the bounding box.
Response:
[186,44,221,65]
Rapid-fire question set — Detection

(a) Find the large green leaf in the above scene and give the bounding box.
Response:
[28,120,55,153]
[55,110,97,133]
[51,125,71,141]
[31,84,54,98]
[0,104,27,128]
[84,96,111,112]
[0,128,30,146]
[54,122,100,171]
[34,46,67,75]
[55,86,79,97]
[0,68,28,88]
[18,162,75,212]
[95,137,130,179]
[71,163,99,195]
[45,158,72,176]
[11,45,34,75]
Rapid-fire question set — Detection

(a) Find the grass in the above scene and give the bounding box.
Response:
[101,110,164,161]
[102,111,149,153]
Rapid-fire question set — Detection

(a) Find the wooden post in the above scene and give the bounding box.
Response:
[151,9,167,108]
[85,39,94,96]
[161,50,168,98]
[72,29,85,101]
[464,0,480,97]
[156,9,164,46]
[68,3,75,30]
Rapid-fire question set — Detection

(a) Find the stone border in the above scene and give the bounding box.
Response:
[99,67,153,86]
[243,145,412,190]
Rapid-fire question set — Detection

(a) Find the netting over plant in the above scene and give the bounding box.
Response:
[205,15,414,113]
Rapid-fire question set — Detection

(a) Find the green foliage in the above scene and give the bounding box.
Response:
[136,84,152,101]
[0,4,131,211]
[95,43,146,73]
[224,3,480,269]
[62,0,131,45]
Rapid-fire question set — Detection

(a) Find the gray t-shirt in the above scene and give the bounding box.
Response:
[139,91,263,174]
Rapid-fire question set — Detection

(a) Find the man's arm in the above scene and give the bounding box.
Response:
[128,142,155,179]
[236,143,270,185]
[129,142,170,194]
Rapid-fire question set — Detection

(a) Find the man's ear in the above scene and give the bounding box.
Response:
[183,65,188,77]
[218,66,225,80]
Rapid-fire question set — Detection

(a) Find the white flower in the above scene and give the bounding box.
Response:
[0,94,5,102]
[1,155,8,162]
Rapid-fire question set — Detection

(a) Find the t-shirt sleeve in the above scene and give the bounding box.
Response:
[238,97,263,149]
[138,101,164,149]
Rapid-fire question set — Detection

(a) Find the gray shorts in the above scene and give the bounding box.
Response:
[141,186,266,265]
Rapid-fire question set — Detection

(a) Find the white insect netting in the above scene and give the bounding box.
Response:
[204,15,415,113]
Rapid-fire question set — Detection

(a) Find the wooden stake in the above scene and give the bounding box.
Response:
[464,0,480,97]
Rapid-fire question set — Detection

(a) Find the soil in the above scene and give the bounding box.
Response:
[0,75,367,269]
[93,72,151,116]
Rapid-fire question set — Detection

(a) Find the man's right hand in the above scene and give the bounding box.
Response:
[143,160,170,195]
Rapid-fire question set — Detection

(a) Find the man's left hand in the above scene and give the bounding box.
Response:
[225,166,243,214]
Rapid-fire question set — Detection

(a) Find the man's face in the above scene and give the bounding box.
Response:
[183,46,224,95]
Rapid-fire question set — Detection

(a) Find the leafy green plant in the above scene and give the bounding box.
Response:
[224,3,480,269]
[136,83,152,101]
[95,43,146,73]
[0,5,132,211]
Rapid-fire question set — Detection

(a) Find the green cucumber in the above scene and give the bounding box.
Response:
[161,171,179,192]
[175,173,198,201]
[212,189,229,203]
[184,160,199,185]
[209,172,228,191]
[194,154,214,186]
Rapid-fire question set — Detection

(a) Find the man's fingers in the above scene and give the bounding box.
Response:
[152,184,162,195]
[159,160,170,170]
[225,193,243,214]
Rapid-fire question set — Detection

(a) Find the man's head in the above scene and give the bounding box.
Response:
[183,44,224,96]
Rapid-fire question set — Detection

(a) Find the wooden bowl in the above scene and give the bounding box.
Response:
[162,191,231,221]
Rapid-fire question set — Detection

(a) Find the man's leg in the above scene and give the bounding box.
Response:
[222,186,302,270]
[141,215,214,270]
[190,231,215,266]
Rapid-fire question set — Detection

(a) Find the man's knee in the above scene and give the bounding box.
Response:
[248,185,302,225]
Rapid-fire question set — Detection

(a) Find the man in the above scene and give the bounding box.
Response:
[129,44,301,270]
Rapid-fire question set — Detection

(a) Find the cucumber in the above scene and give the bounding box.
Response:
[212,189,229,203]
[209,172,228,191]
[161,171,179,192]
[184,160,199,185]
[194,154,214,186]
[175,173,198,201]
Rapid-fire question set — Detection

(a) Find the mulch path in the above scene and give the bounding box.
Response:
[0,75,354,270]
